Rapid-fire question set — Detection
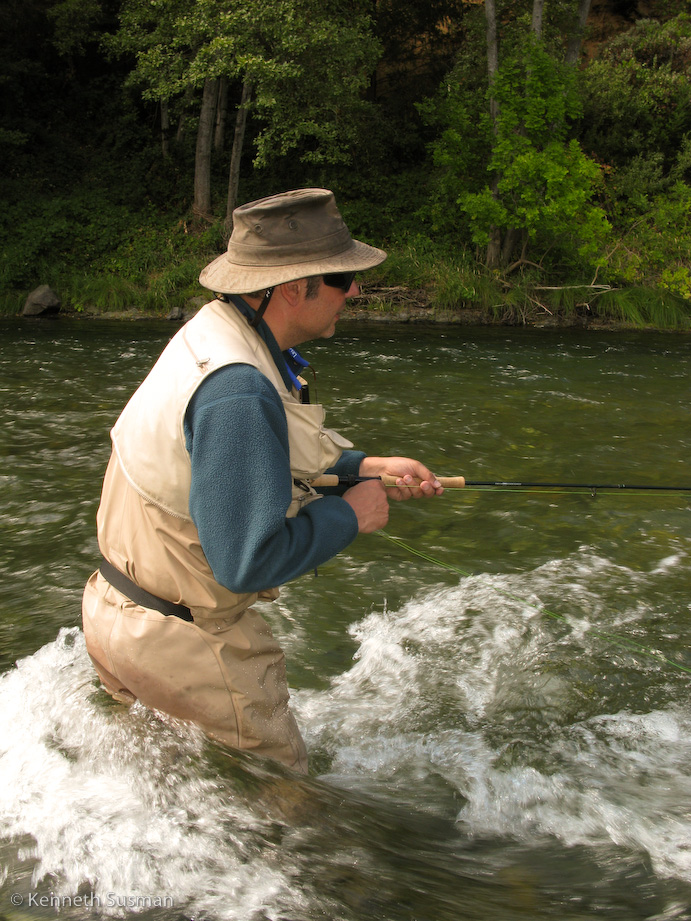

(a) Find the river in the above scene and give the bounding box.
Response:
[1,317,690,920]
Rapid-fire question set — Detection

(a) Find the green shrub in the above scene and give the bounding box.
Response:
[600,181,691,300]
[59,273,141,313]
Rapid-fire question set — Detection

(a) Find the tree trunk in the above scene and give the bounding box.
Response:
[214,76,229,152]
[486,223,502,269]
[160,99,170,158]
[531,0,545,39]
[501,227,521,264]
[565,0,593,65]
[485,0,499,133]
[193,78,219,218]
[224,78,253,238]
[176,85,195,144]
[484,0,502,267]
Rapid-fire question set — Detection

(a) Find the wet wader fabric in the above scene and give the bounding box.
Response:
[83,572,308,771]
[83,300,352,772]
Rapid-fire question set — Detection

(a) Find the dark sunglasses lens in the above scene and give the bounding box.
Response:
[323,271,355,292]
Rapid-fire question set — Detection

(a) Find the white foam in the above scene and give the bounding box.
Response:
[295,554,691,882]
[3,550,689,915]
[651,553,685,575]
[0,629,297,919]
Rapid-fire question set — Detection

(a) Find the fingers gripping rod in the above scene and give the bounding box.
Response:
[311,475,466,488]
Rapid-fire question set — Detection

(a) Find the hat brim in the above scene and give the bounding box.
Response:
[199,237,387,294]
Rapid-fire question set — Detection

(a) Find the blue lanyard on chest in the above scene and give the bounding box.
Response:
[285,347,311,401]
[226,295,311,399]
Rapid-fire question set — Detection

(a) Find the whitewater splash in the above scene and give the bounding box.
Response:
[295,551,691,883]
[0,629,303,920]
[0,630,512,921]
[0,550,689,919]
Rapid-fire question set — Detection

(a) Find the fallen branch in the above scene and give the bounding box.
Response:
[533,284,612,291]
[351,285,431,309]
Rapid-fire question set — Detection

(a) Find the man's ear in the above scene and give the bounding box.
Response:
[278,278,306,307]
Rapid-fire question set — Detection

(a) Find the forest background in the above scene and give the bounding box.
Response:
[2,0,691,328]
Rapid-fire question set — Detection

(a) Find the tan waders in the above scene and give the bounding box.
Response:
[82,302,353,774]
[83,571,308,772]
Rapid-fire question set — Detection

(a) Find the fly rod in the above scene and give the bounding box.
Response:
[311,474,691,492]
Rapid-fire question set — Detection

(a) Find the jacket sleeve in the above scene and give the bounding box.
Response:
[184,363,359,593]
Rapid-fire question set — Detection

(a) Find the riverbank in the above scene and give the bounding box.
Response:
[340,297,623,330]
[13,275,689,331]
[56,289,679,332]
[6,224,691,331]
[341,283,691,330]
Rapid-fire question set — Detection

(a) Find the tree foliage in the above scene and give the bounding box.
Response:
[423,9,609,272]
[108,0,380,211]
[574,12,691,299]
[467,39,609,262]
[1,0,690,325]
[579,14,691,220]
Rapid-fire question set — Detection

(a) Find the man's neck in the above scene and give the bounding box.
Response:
[227,295,296,391]
[243,296,298,351]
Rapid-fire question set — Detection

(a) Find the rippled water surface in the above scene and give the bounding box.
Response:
[1,317,690,920]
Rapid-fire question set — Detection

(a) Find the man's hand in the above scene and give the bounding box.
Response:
[359,456,444,502]
[342,479,390,533]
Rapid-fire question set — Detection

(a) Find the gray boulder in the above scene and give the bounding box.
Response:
[165,304,186,321]
[22,285,61,317]
[166,296,207,322]
[187,295,208,312]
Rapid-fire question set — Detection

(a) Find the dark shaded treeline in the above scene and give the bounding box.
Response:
[1,0,690,327]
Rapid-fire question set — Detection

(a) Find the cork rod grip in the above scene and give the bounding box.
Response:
[310,474,466,488]
[379,474,466,488]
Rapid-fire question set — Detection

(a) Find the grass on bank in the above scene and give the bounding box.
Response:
[368,237,690,329]
[1,212,690,329]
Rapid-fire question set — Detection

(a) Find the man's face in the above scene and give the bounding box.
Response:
[299,276,359,342]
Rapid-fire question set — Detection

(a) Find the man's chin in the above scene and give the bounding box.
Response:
[320,322,338,339]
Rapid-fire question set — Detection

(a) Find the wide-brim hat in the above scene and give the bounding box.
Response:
[199,188,387,293]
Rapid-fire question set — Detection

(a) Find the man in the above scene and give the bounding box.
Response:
[82,188,442,773]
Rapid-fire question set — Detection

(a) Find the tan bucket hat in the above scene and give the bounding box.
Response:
[199,188,387,293]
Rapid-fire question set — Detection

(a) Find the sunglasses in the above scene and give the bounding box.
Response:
[322,271,356,292]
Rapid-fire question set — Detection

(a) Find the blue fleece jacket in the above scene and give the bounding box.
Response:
[184,303,364,594]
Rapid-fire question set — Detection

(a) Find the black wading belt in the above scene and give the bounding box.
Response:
[99,558,194,622]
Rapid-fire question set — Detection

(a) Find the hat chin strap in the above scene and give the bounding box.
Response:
[249,287,275,328]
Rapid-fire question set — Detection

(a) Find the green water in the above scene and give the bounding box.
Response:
[1,317,690,920]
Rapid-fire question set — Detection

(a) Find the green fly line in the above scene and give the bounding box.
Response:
[377,530,691,677]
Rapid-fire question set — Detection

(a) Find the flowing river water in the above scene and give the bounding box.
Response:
[1,316,690,920]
